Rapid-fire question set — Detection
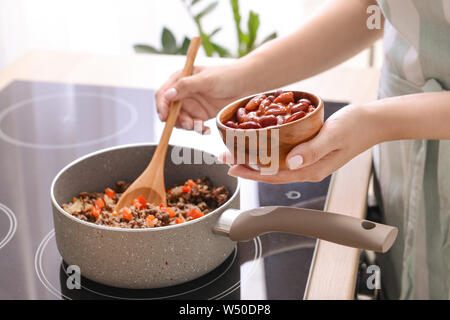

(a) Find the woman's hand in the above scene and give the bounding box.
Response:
[224,104,381,183]
[155,64,250,132]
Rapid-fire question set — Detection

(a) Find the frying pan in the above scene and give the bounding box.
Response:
[51,143,397,289]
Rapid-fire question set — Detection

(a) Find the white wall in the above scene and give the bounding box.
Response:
[0,0,380,70]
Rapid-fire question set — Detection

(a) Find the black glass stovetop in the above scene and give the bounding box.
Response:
[0,80,347,300]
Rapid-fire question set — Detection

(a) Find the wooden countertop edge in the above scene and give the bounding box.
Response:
[304,149,373,300]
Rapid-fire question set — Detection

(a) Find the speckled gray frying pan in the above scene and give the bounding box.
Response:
[51,143,397,289]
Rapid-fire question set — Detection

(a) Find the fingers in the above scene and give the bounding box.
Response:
[285,126,338,170]
[155,70,182,121]
[227,149,344,184]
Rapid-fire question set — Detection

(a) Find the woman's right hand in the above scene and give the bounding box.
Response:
[155,64,248,133]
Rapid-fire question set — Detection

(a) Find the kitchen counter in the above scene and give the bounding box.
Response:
[0,50,380,299]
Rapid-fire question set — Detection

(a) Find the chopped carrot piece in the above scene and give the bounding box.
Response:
[145,215,155,227]
[95,198,105,210]
[113,211,119,216]
[175,217,184,224]
[162,207,176,218]
[91,206,101,218]
[105,188,115,199]
[122,207,132,221]
[72,197,78,202]
[186,179,197,188]
[187,208,204,219]
[182,186,191,193]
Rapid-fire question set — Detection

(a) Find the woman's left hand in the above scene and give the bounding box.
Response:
[223,104,380,184]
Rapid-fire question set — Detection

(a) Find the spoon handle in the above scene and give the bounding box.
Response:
[156,37,202,158]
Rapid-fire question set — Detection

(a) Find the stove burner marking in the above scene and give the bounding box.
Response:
[0,203,18,250]
[0,93,138,149]
[285,190,301,200]
[35,229,262,300]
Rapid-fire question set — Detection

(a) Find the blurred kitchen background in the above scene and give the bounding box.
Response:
[0,0,382,71]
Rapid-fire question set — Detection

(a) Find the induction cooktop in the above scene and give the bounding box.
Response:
[0,80,347,300]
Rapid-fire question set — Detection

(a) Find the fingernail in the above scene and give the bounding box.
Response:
[287,155,303,170]
[181,121,191,130]
[164,88,177,100]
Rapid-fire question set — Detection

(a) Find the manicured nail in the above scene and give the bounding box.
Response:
[164,88,177,100]
[287,155,303,170]
[181,121,192,130]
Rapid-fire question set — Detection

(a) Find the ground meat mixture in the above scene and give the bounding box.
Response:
[62,177,230,229]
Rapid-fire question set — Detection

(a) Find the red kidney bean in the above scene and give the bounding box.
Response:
[238,121,261,129]
[236,108,246,123]
[224,91,316,130]
[258,98,272,113]
[245,95,266,112]
[245,111,259,122]
[265,106,287,116]
[290,103,309,114]
[258,115,277,127]
[224,121,239,128]
[276,115,285,125]
[299,98,312,105]
[273,92,294,104]
[285,111,306,123]
[273,89,283,97]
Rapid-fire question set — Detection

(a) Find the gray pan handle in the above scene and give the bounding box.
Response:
[228,206,398,253]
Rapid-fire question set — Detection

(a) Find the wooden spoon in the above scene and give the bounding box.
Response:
[115,37,202,211]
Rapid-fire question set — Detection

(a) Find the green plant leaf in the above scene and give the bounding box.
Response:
[199,31,215,56]
[211,42,231,57]
[194,1,218,22]
[247,10,259,51]
[209,27,222,38]
[230,0,243,42]
[161,27,177,54]
[190,0,202,6]
[260,31,277,45]
[176,37,191,55]
[133,44,161,54]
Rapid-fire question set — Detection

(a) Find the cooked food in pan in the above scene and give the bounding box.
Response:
[62,177,229,229]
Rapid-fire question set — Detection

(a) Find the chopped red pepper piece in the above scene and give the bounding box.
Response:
[162,207,176,218]
[91,206,101,218]
[181,186,191,193]
[95,198,105,210]
[132,195,147,210]
[122,207,132,221]
[175,217,184,224]
[187,208,204,219]
[186,179,197,188]
[168,188,172,194]
[105,188,115,199]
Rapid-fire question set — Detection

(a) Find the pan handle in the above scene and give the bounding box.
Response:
[227,206,397,253]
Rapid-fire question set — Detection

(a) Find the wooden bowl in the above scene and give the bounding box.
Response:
[216,90,324,172]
